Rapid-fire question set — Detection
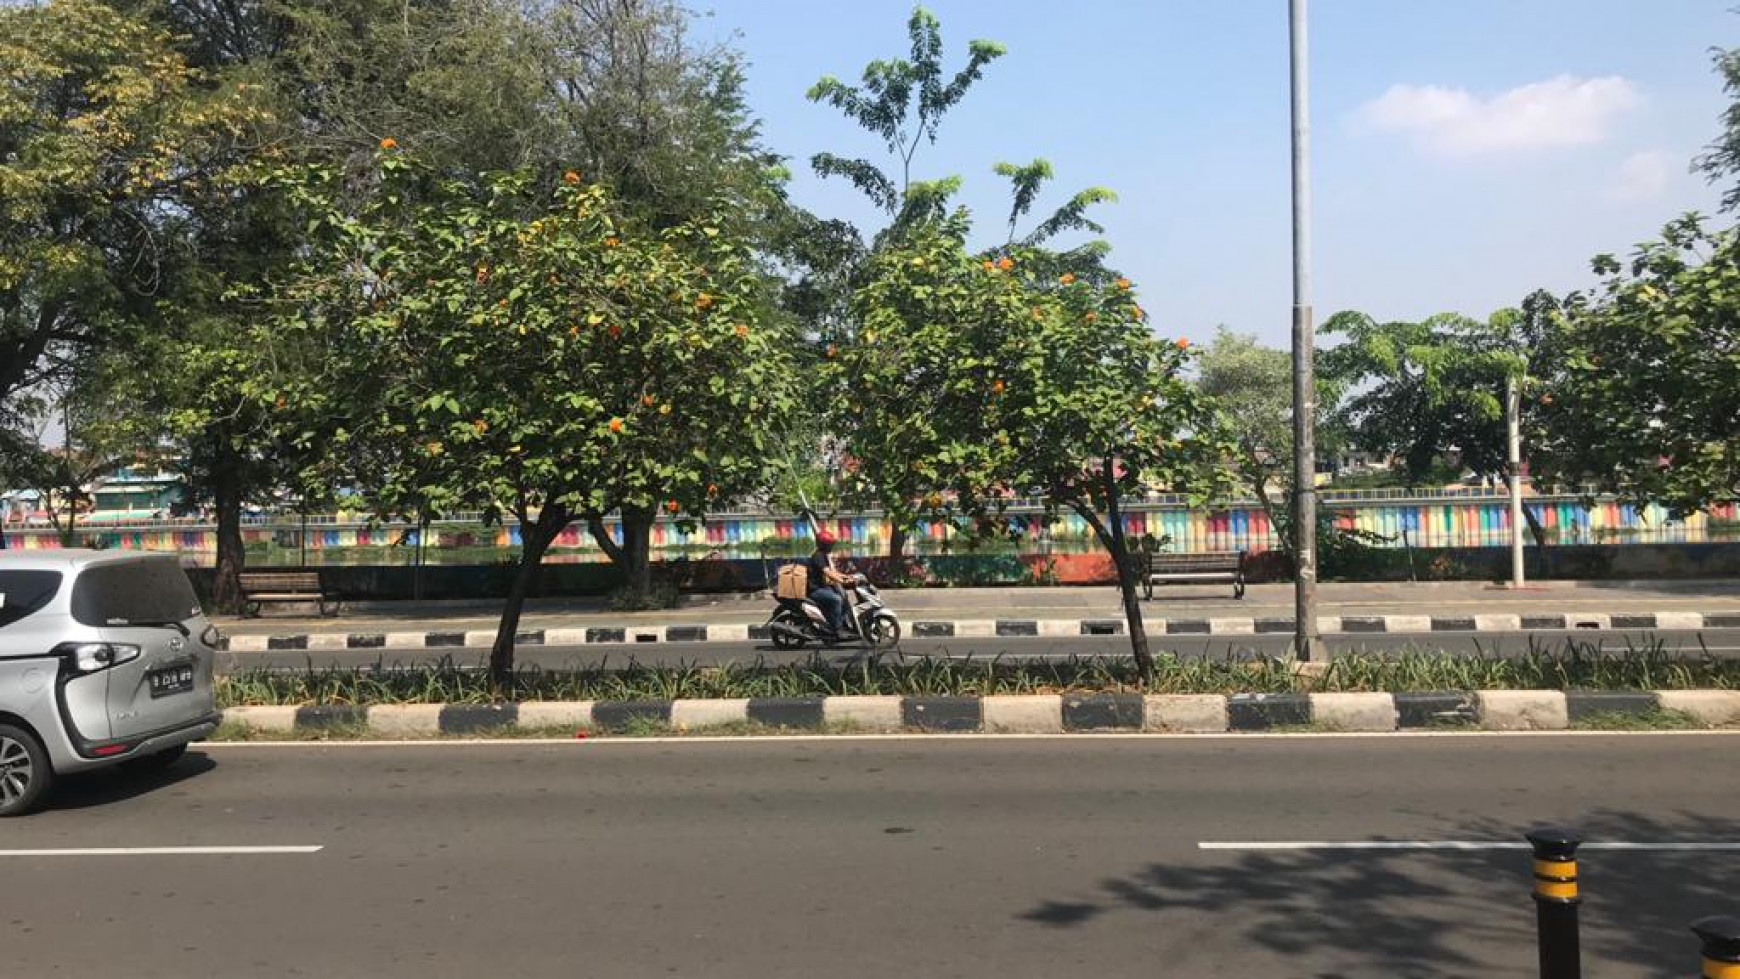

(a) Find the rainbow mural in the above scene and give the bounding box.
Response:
[4,496,1736,561]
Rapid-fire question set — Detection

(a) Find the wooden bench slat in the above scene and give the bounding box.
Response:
[1139,550,1248,600]
[239,570,334,617]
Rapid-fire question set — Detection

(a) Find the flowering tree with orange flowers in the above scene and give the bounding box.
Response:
[828,215,1230,679]
[273,149,797,684]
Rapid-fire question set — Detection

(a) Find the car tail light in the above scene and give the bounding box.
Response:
[53,642,142,674]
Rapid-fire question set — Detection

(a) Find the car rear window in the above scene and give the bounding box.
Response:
[0,570,63,630]
[71,559,202,627]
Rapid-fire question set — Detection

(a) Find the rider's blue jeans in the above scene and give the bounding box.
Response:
[808,587,846,633]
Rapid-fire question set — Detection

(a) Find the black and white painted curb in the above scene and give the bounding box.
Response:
[220,688,1740,736]
[221,609,1740,652]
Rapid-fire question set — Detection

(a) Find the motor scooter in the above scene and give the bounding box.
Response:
[767,573,901,648]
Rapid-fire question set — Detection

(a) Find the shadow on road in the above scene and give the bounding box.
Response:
[46,751,219,812]
[1018,810,1740,979]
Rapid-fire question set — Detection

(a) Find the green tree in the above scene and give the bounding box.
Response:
[276,152,798,684]
[806,6,1120,557]
[1697,40,1740,213]
[11,356,164,548]
[0,0,265,435]
[1196,329,1298,534]
[105,0,775,608]
[1321,302,1560,552]
[1532,215,1740,515]
[1319,309,1536,486]
[829,217,1227,680]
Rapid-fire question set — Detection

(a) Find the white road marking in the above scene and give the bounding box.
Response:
[199,729,1740,748]
[0,846,323,857]
[1199,841,1740,851]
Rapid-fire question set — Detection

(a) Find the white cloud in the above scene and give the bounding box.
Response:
[1357,75,1640,157]
[1608,150,1673,202]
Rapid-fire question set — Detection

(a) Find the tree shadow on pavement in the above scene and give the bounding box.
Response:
[45,751,218,812]
[1018,810,1740,979]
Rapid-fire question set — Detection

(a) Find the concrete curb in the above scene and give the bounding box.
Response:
[219,609,1735,652]
[217,689,1737,737]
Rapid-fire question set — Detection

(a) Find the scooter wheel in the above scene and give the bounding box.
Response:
[770,612,806,649]
[866,615,902,648]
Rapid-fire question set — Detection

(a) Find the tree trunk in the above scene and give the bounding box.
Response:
[1077,462,1154,683]
[618,505,654,596]
[587,505,655,599]
[1522,499,1547,549]
[888,525,908,561]
[56,505,78,549]
[490,506,566,690]
[211,461,246,614]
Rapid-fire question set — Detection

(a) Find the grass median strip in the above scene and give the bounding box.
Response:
[215,640,1740,708]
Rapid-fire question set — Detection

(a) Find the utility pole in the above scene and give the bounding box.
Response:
[1289,0,1320,661]
[1507,375,1525,588]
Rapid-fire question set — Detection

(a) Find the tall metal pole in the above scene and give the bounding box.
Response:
[1507,376,1525,588]
[1289,0,1320,661]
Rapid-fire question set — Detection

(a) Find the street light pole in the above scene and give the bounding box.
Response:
[1507,375,1525,588]
[1289,0,1320,661]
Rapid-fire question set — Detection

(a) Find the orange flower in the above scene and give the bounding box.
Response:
[379,137,397,150]
[659,403,672,416]
[1115,277,1131,290]
[695,292,714,309]
[997,256,1015,271]
[426,440,443,456]
[569,325,579,338]
[665,500,680,514]
[1084,311,1098,323]
[706,483,718,496]
[991,379,1006,395]
[982,260,996,271]
[604,237,619,248]
[1541,394,1554,405]
[563,170,581,184]
[608,418,624,433]
[475,265,489,283]
[642,395,656,407]
[1174,337,1189,350]
[1059,273,1076,285]
[472,419,488,433]
[825,344,838,359]
[608,325,622,338]
[734,323,749,338]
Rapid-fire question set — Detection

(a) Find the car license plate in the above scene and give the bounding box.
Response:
[148,664,196,698]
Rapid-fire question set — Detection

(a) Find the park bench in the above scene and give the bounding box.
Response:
[1140,550,1247,600]
[238,570,336,618]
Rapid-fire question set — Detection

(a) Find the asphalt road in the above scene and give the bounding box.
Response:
[5,735,1740,978]
[215,627,1740,671]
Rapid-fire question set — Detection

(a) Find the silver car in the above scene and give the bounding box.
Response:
[0,550,220,816]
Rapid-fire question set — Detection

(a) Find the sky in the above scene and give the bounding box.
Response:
[690,0,1735,348]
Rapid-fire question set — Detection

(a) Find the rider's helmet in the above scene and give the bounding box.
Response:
[815,530,837,549]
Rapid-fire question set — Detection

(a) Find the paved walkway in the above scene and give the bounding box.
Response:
[216,578,1740,636]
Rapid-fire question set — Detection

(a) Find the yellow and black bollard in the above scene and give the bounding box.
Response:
[1528,828,1582,979]
[1693,917,1740,979]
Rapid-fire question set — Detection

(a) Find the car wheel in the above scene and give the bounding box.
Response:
[121,743,188,774]
[0,723,53,818]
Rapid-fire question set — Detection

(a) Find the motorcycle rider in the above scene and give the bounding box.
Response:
[805,530,852,637]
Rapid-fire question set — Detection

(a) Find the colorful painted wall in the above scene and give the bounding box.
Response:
[3,496,1736,560]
